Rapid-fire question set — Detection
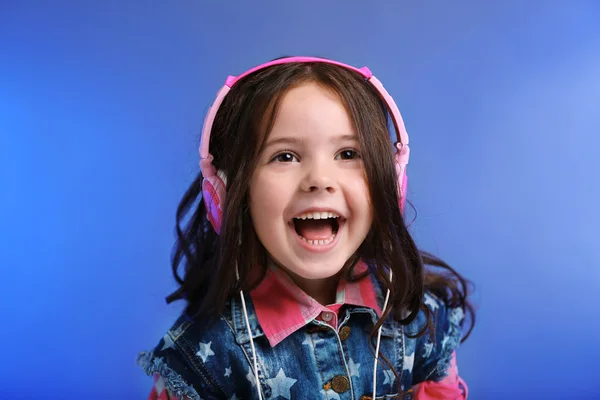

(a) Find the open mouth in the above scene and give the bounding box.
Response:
[291,211,342,246]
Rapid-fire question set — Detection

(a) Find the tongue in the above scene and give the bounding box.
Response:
[295,219,333,240]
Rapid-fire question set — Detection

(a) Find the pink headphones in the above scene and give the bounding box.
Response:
[199,57,411,234]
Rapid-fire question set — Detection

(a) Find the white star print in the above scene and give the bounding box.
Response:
[348,358,361,377]
[266,368,297,399]
[424,293,439,311]
[403,352,415,373]
[224,367,232,377]
[319,388,341,400]
[196,341,215,363]
[383,369,396,385]
[246,367,258,387]
[302,333,324,346]
[161,333,174,351]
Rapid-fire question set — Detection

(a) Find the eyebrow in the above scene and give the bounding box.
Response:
[264,134,358,149]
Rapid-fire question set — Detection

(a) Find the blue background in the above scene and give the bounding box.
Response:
[2,1,599,398]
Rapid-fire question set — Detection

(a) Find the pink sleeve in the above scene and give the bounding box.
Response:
[148,374,192,400]
[412,352,468,399]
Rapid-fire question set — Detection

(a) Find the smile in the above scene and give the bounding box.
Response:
[288,211,345,252]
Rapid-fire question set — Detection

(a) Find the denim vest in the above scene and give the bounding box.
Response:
[138,274,464,400]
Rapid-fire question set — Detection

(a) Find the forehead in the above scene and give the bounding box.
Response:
[268,82,355,138]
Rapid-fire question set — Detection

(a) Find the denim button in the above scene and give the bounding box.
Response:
[339,326,351,341]
[331,375,350,393]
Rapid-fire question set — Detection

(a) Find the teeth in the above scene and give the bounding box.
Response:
[300,233,336,246]
[295,211,340,220]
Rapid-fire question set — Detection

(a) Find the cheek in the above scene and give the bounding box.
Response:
[349,175,373,212]
[248,175,261,222]
[249,173,286,222]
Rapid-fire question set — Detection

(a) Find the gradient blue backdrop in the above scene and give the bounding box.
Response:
[2,1,599,398]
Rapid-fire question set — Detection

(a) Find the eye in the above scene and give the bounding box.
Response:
[336,149,361,160]
[272,151,298,163]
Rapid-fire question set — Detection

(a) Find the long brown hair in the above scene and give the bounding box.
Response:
[166,61,475,384]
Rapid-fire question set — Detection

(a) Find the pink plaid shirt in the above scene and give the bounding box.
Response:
[250,261,381,347]
[148,262,468,399]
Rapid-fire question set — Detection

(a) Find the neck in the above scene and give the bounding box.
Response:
[291,273,340,305]
[269,259,341,305]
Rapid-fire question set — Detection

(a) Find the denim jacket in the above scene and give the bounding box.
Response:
[137,268,466,400]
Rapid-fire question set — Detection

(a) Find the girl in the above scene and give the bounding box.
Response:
[138,56,475,400]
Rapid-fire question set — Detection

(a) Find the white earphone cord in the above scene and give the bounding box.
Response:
[236,265,263,400]
[373,270,393,399]
[238,266,392,400]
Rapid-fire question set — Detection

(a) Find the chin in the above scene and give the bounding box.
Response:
[283,258,347,281]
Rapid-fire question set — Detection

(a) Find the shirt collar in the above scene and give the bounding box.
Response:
[249,260,382,347]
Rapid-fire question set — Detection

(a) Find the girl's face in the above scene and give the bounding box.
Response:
[249,82,373,291]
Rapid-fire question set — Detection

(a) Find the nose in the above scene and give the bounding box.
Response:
[300,158,336,193]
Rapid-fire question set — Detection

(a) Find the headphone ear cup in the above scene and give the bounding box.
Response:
[394,143,410,214]
[202,174,226,234]
[398,170,408,213]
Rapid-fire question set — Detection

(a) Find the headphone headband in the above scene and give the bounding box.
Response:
[199,57,409,169]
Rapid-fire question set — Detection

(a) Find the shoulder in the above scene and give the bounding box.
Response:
[137,310,242,399]
[408,290,466,384]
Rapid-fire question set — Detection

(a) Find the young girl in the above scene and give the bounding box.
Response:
[138,56,475,400]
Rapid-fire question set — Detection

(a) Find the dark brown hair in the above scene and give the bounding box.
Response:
[166,61,475,390]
